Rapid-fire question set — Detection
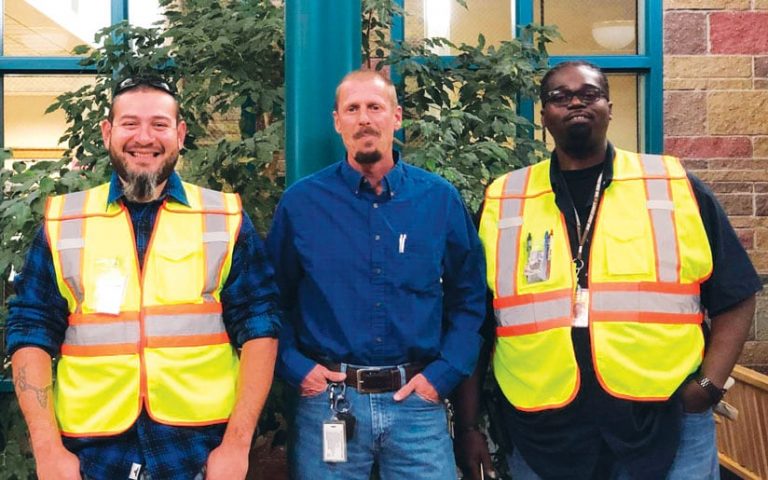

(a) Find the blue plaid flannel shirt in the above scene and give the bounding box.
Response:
[6,172,281,480]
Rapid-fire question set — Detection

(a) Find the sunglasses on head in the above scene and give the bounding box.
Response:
[114,76,176,97]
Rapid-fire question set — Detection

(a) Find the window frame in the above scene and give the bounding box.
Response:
[0,0,129,148]
[392,0,664,153]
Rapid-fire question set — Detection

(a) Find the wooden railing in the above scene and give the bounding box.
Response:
[716,365,768,479]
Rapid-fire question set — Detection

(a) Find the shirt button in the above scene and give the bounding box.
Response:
[376,337,383,343]
[373,203,379,209]
[375,235,380,241]
[374,268,381,274]
[375,302,382,307]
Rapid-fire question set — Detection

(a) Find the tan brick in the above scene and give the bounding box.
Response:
[758,195,768,216]
[665,91,706,135]
[756,79,768,90]
[757,182,768,193]
[708,91,768,134]
[718,194,753,215]
[736,228,756,249]
[664,78,752,90]
[740,341,768,370]
[697,170,768,182]
[757,0,768,9]
[709,159,768,170]
[751,251,768,273]
[664,0,749,9]
[709,182,753,194]
[755,137,768,157]
[665,56,752,79]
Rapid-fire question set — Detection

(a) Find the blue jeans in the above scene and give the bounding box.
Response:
[508,409,720,480]
[288,385,457,479]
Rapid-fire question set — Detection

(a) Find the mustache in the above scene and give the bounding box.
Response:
[353,127,380,139]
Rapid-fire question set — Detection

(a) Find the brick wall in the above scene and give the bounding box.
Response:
[664,0,768,372]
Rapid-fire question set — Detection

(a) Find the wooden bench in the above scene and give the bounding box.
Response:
[716,365,768,479]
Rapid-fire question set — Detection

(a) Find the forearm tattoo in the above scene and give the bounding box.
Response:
[14,365,53,409]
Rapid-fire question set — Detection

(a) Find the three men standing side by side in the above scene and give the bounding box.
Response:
[266,70,487,479]
[7,77,282,480]
[454,61,761,480]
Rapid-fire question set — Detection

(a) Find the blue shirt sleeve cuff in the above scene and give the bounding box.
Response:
[234,312,281,346]
[422,359,466,398]
[276,346,317,388]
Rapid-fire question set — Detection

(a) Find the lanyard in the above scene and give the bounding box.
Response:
[572,171,603,278]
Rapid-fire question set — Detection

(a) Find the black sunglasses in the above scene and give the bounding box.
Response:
[541,86,607,107]
[114,76,176,97]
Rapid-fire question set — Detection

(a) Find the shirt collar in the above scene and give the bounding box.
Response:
[549,142,615,193]
[339,150,406,198]
[107,170,189,207]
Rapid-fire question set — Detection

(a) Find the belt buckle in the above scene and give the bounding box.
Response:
[355,367,392,394]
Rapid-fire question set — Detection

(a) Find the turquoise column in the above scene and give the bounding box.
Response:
[285,0,361,185]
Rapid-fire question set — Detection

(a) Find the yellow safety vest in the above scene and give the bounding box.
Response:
[479,149,713,411]
[45,181,242,436]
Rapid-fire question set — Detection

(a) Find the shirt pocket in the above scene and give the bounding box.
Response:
[396,240,442,293]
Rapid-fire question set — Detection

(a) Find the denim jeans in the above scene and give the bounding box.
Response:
[288,385,457,479]
[508,409,720,480]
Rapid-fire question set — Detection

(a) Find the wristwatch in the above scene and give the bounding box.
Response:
[696,376,726,405]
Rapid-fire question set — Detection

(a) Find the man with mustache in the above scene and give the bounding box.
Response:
[7,76,281,480]
[454,61,760,480]
[267,69,486,479]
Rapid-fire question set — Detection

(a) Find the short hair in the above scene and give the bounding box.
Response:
[107,76,181,123]
[539,60,610,102]
[334,70,398,111]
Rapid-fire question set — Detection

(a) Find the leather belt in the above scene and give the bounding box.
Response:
[326,362,425,394]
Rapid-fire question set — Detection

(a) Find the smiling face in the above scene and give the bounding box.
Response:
[333,72,402,168]
[540,64,612,160]
[101,87,186,202]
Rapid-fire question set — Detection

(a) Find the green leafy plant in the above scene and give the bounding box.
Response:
[1,1,555,478]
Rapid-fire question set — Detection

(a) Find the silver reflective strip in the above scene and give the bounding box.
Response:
[499,216,523,229]
[641,154,666,176]
[496,171,527,297]
[64,322,140,346]
[144,313,226,336]
[57,238,85,250]
[647,200,674,210]
[592,291,702,314]
[200,187,225,210]
[643,156,679,283]
[496,296,571,327]
[61,190,87,216]
[203,232,230,243]
[203,213,229,302]
[58,218,85,307]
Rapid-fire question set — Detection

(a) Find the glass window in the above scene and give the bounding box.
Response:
[4,74,97,162]
[405,0,515,54]
[128,0,164,29]
[534,0,640,55]
[3,0,111,56]
[536,73,640,152]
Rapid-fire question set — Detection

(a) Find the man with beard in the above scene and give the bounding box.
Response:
[266,69,486,479]
[6,76,281,480]
[453,61,760,479]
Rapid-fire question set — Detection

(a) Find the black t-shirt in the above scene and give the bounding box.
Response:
[497,145,763,479]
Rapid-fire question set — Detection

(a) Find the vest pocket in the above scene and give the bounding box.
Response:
[148,244,203,303]
[602,229,652,276]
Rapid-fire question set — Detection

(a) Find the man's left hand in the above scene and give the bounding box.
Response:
[680,378,715,413]
[205,443,250,480]
[393,373,439,403]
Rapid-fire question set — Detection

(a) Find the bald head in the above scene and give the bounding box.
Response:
[334,70,398,111]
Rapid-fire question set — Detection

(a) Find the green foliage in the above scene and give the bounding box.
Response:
[0,393,35,479]
[0,1,556,477]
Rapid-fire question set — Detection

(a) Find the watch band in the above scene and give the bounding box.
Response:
[697,376,726,405]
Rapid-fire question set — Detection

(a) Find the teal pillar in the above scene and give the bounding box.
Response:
[285,0,361,185]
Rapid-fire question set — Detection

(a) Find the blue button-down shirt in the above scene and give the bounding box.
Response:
[266,154,486,396]
[6,172,281,480]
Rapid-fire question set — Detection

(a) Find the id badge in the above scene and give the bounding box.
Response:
[323,419,347,463]
[93,259,127,315]
[572,287,589,328]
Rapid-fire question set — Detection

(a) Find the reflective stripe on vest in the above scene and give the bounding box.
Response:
[47,182,241,436]
[482,149,712,411]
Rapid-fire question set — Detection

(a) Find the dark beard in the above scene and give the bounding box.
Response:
[561,124,599,159]
[111,150,177,203]
[354,150,382,165]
